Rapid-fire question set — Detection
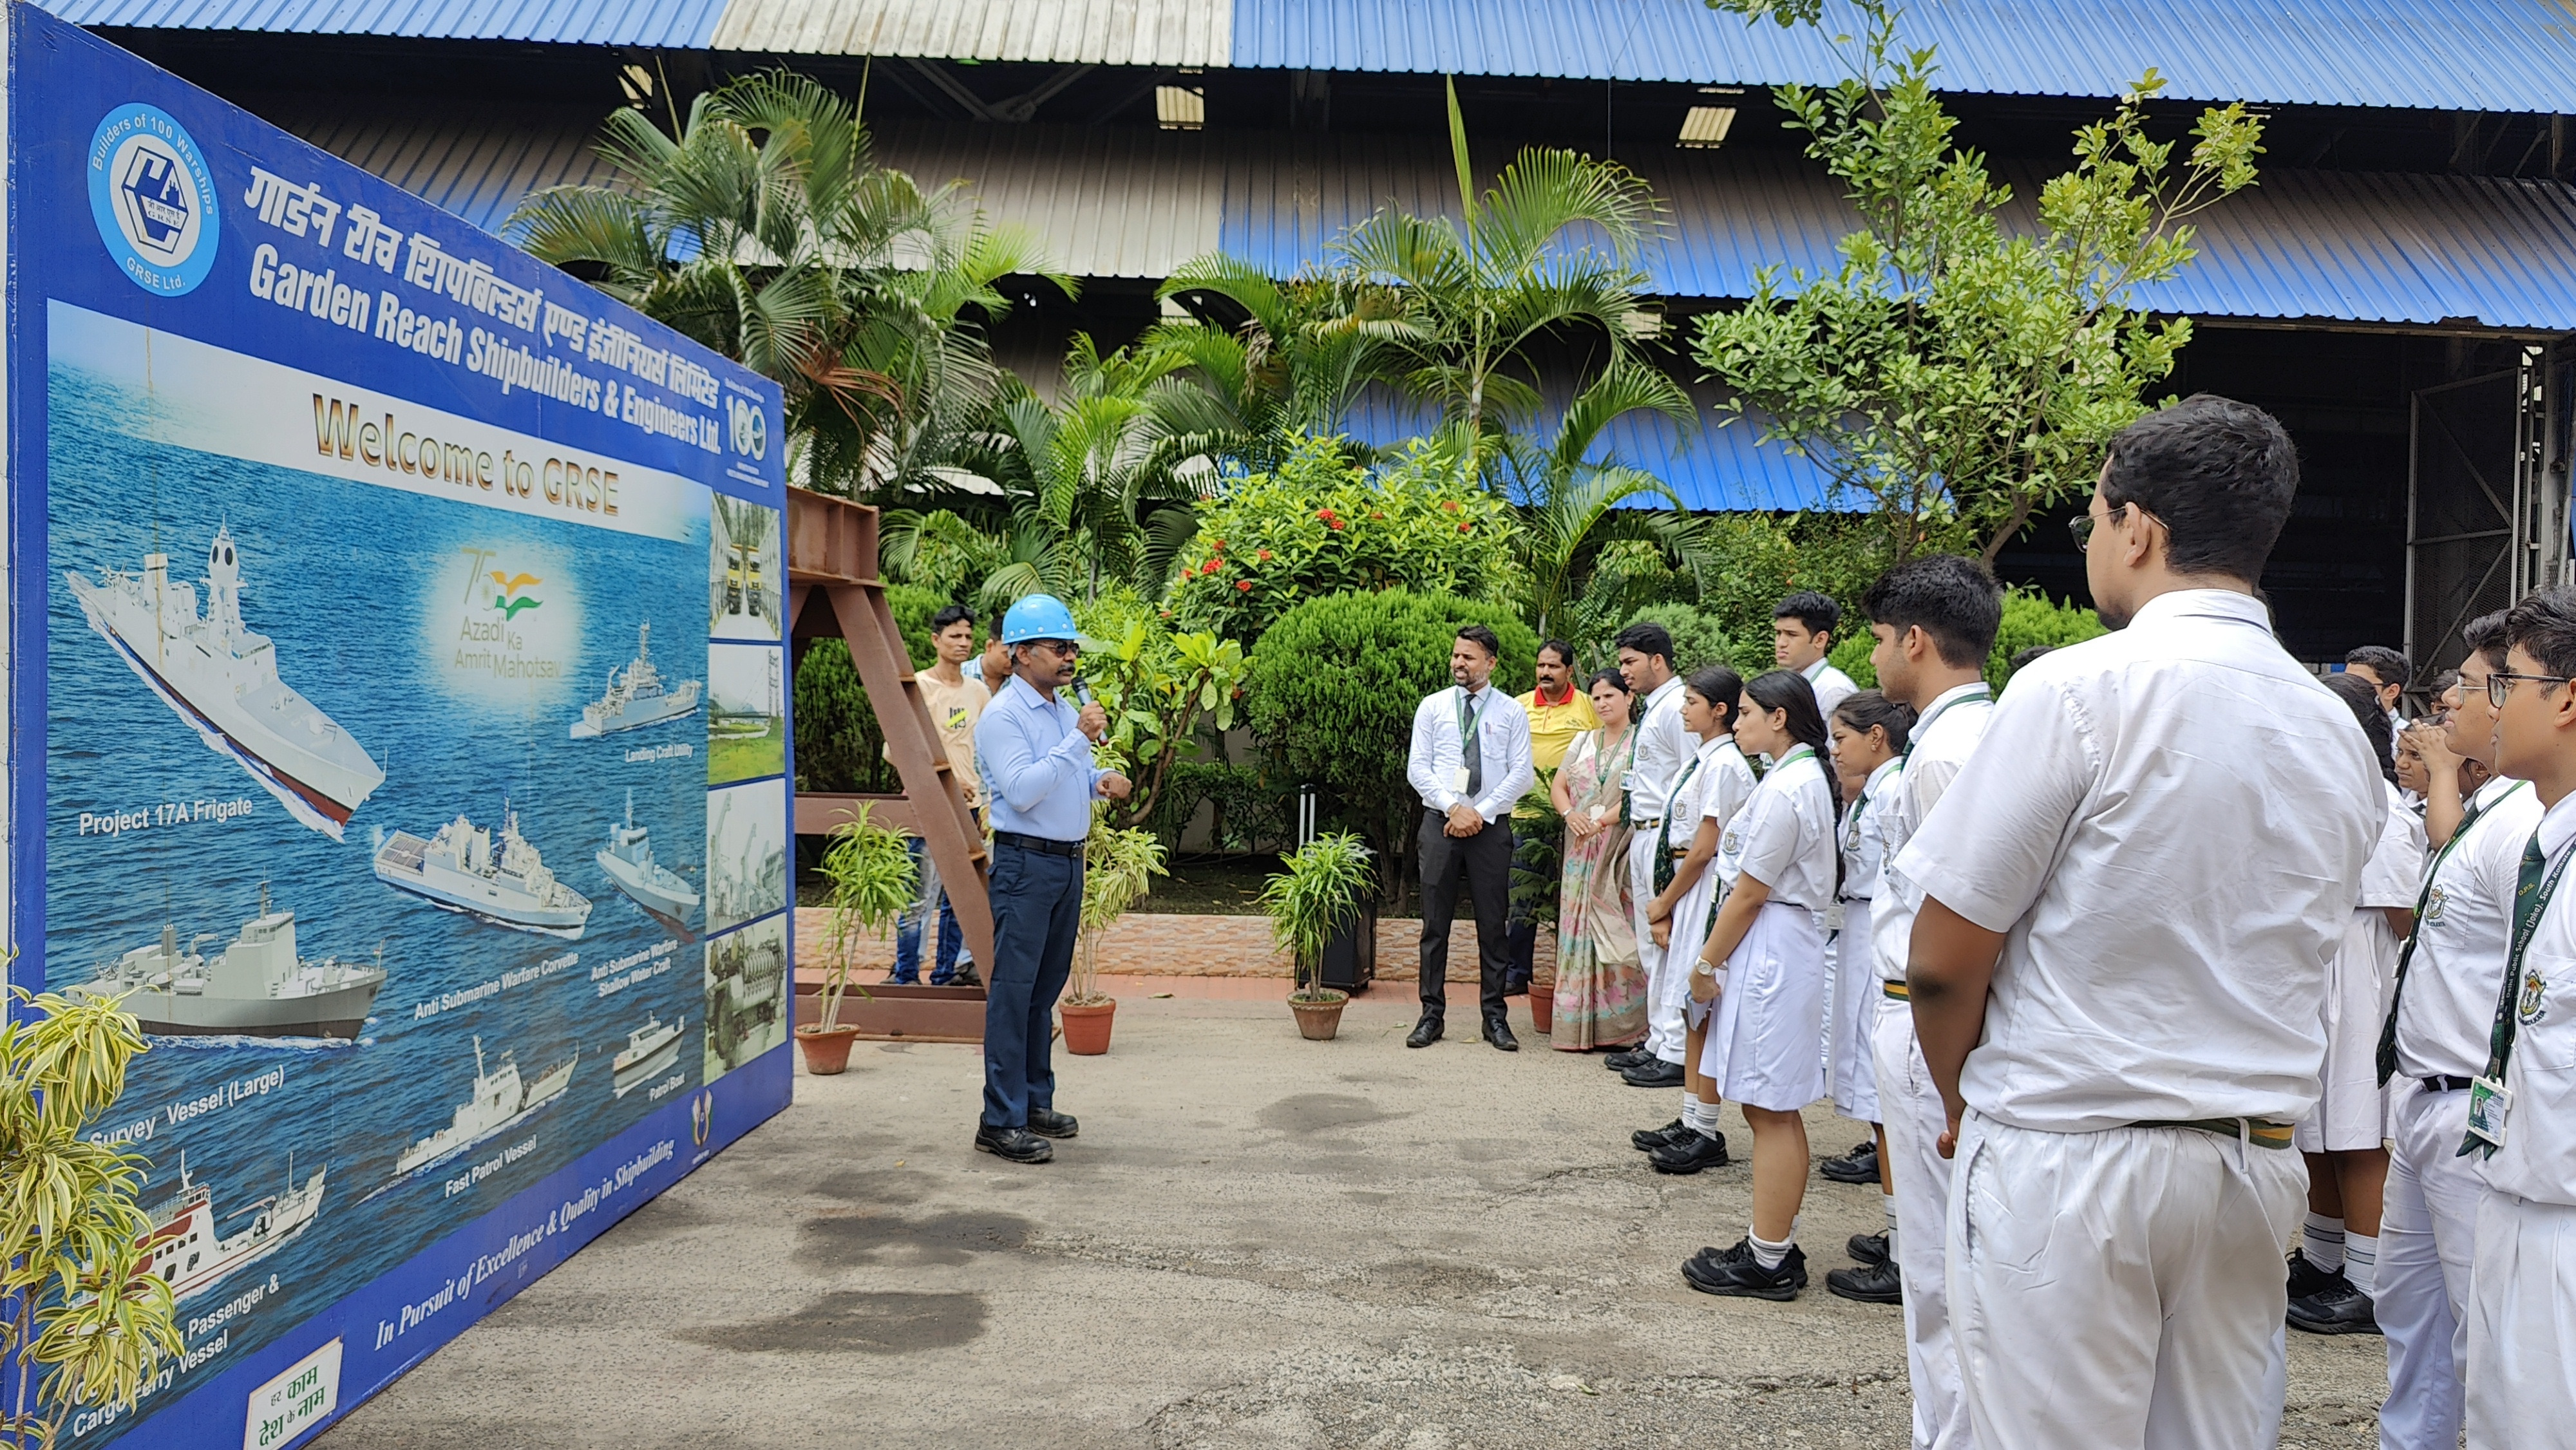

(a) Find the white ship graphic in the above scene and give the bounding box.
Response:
[374,805,594,938]
[64,525,384,838]
[612,1014,685,1097]
[597,789,698,925]
[570,620,700,739]
[393,1035,576,1178]
[75,885,385,1039]
[142,1156,325,1305]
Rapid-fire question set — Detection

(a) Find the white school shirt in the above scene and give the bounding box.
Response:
[1404,683,1537,824]
[1803,657,1859,716]
[1896,588,2383,1133]
[1871,681,1996,983]
[1842,756,1904,903]
[1672,735,1759,863]
[2358,779,2427,910]
[1724,749,1841,910]
[1626,675,1692,822]
[2396,776,2543,1082]
[2477,791,2576,1207]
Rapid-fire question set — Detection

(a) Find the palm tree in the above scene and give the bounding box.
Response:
[1146,258,1411,476]
[1493,357,1711,636]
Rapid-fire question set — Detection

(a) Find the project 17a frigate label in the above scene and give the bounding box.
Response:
[65,525,385,839]
[75,885,386,1039]
[570,620,700,739]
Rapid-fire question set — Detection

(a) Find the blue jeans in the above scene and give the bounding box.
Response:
[981,839,1082,1130]
[891,835,966,984]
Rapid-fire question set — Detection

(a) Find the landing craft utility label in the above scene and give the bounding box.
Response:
[12,11,793,1448]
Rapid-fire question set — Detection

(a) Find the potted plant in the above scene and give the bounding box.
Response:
[1061,822,1167,1055]
[1261,831,1375,1040]
[800,807,913,1075]
[2,986,182,1444]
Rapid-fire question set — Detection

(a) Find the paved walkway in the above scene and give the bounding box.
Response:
[317,990,2388,1450]
[798,907,1546,982]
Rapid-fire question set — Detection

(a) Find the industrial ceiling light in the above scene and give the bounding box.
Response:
[1679,106,1736,149]
[1157,86,1206,131]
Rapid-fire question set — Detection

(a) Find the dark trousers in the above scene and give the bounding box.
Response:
[982,840,1083,1129]
[1416,809,1514,1025]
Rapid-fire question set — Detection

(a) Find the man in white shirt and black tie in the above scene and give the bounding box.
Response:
[1405,625,1536,1051]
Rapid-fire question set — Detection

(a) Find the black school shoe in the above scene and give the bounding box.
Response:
[1685,1241,1808,1301]
[1847,1232,1889,1266]
[1605,1047,1653,1072]
[2286,1248,2342,1303]
[973,1124,1053,1163]
[1622,1059,1686,1089]
[1825,1259,1904,1304]
[2287,1281,2380,1336]
[1820,1141,1880,1185]
[1026,1107,1079,1140]
[1647,1131,1730,1174]
[1631,1118,1690,1152]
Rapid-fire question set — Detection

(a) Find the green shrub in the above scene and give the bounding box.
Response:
[1247,589,1535,901]
[1168,433,1525,644]
[1622,602,1738,677]
[792,583,947,795]
[1159,761,1295,853]
[1987,586,2107,688]
[1828,630,1879,690]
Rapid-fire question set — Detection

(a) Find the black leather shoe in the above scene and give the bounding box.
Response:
[1026,1107,1079,1140]
[1502,971,1532,997]
[1821,1142,1880,1184]
[2285,1248,2341,1303]
[1847,1232,1889,1266]
[1632,1118,1690,1152]
[1649,1131,1730,1174]
[1687,1239,1752,1272]
[1484,1019,1520,1052]
[2287,1281,2380,1336]
[1826,1258,1904,1304]
[973,1124,1053,1163]
[1406,1015,1444,1048]
[947,963,983,988]
[1622,1058,1685,1089]
[1685,1241,1807,1301]
[1605,1047,1651,1072]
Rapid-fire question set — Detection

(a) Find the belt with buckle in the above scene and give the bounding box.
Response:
[2130,1116,2295,1150]
[2421,1075,2474,1093]
[1670,847,1693,859]
[1633,816,1663,831]
[993,829,1083,858]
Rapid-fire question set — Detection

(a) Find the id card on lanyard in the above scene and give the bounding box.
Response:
[2465,833,2576,1155]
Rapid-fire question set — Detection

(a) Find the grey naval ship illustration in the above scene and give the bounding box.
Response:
[373,805,594,937]
[393,1035,576,1178]
[74,886,386,1039]
[596,789,698,924]
[64,525,385,838]
[142,1155,326,1304]
[569,620,701,739]
[612,1014,685,1097]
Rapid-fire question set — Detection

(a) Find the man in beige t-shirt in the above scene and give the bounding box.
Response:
[893,605,990,984]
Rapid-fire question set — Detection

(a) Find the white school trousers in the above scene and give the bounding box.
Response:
[1951,1113,2304,1450]
[2466,1190,2576,1450]
[1631,831,1681,1064]
[1831,899,1879,1123]
[1874,992,1967,1450]
[2377,1083,2477,1450]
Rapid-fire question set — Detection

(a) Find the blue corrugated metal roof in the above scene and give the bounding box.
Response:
[43,0,724,46]
[1230,0,2576,115]
[284,107,617,232]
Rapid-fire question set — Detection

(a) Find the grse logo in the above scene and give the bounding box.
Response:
[88,105,220,296]
[728,395,768,461]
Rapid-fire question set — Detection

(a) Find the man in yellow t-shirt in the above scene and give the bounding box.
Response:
[894,605,990,985]
[1508,640,1600,992]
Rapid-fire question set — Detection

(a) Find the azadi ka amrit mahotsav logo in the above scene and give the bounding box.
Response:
[88,104,220,296]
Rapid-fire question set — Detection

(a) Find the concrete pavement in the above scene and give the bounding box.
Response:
[318,988,2390,1449]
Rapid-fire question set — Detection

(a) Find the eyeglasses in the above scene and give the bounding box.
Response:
[2069,502,2155,550]
[1027,639,1080,658]
[2486,671,2573,709]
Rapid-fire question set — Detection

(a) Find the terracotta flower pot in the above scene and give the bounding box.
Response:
[1061,999,1117,1055]
[795,1024,862,1075]
[1528,983,1555,1036]
[1289,990,1350,1041]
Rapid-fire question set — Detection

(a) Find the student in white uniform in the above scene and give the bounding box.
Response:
[1852,552,2006,1448]
[2372,612,2539,1450]
[1776,590,1859,716]
[1613,622,1694,1089]
[1677,669,1844,1298]
[1819,689,1912,1305]
[2282,672,2424,1336]
[1635,668,1758,1174]
[1901,397,2382,1450]
[2461,588,2576,1450]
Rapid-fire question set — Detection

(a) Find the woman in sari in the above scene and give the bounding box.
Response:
[1549,668,1647,1049]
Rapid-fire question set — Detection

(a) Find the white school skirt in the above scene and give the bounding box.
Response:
[2294,909,2400,1153]
[1696,899,1830,1113]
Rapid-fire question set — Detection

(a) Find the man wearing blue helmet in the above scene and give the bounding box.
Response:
[970,593,1131,1165]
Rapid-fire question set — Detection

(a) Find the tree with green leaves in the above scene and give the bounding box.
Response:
[1693,0,2264,563]
[1149,259,1412,477]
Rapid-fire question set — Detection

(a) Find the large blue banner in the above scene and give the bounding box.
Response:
[8,7,795,1444]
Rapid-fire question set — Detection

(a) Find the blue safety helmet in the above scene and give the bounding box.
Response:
[999,592,1080,647]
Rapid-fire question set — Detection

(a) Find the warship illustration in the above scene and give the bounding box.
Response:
[374,805,594,937]
[569,620,700,739]
[73,885,386,1039]
[393,1035,576,1178]
[611,1014,685,1097]
[64,525,385,838]
[597,790,699,924]
[142,1155,325,1304]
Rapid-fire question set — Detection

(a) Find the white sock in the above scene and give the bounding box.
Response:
[2346,1232,2380,1296]
[1680,1089,1700,1129]
[1882,1195,1900,1265]
[2302,1212,2346,1273]
[1749,1226,1795,1271]
[1689,1098,1723,1140]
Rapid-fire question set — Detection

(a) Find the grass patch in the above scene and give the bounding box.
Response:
[710,715,786,784]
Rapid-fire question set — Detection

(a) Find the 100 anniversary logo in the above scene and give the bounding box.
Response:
[89,103,220,296]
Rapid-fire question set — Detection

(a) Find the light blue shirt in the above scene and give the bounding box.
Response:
[974,673,1108,843]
